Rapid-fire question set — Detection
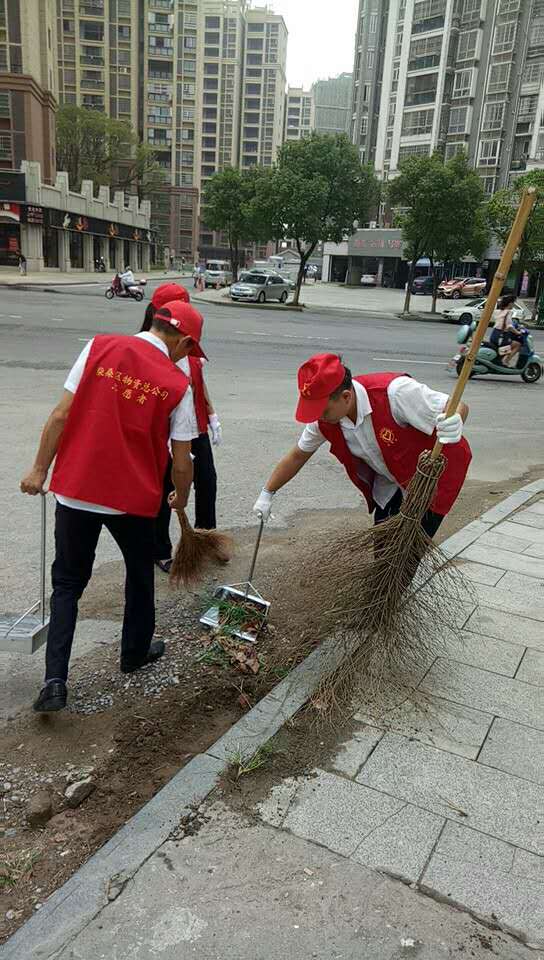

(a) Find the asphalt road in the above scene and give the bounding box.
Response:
[2,278,544,613]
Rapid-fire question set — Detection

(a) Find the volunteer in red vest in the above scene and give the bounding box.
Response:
[253,354,471,536]
[20,302,206,714]
[142,283,221,573]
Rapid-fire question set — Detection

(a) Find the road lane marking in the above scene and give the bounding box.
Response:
[235,330,331,342]
[9,315,22,319]
[78,337,91,342]
[51,318,65,322]
[373,357,445,365]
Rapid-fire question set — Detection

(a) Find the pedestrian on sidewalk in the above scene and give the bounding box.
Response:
[253,353,471,538]
[20,305,206,713]
[17,251,27,276]
[143,283,222,573]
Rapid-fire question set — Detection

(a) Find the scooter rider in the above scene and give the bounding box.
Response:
[491,294,523,366]
[120,265,135,294]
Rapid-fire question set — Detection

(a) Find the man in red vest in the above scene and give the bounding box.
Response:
[253,353,471,536]
[20,302,206,713]
[143,283,221,571]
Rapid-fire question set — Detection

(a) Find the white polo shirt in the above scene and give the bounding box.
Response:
[57,331,198,514]
[298,377,449,509]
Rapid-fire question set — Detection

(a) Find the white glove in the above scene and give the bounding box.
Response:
[253,488,274,522]
[209,413,222,446]
[436,412,463,445]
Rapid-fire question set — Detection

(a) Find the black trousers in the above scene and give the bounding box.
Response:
[374,488,444,539]
[45,503,155,682]
[154,432,217,560]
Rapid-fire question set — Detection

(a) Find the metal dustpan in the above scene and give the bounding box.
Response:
[0,494,50,655]
[200,517,269,643]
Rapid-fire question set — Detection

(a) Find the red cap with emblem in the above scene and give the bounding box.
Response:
[154,301,208,360]
[295,353,346,423]
[151,282,190,310]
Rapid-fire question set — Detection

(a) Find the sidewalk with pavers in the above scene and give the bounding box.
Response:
[3,483,544,959]
[0,268,190,287]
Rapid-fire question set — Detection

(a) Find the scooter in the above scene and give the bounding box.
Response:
[105,274,147,302]
[451,319,542,383]
[95,257,106,273]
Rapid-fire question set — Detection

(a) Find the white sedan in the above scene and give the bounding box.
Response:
[442,297,532,325]
[360,274,377,287]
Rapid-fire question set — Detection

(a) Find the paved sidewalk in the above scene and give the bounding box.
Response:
[3,483,544,959]
[0,269,190,287]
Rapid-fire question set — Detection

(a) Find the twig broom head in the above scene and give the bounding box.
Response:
[169,510,233,587]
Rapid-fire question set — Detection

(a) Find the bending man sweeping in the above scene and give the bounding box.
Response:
[254,354,471,536]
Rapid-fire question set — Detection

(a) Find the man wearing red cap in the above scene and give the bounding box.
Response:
[143,283,222,571]
[20,302,207,713]
[254,354,471,537]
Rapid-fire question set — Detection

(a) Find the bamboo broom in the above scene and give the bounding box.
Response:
[311,187,537,712]
[169,510,233,587]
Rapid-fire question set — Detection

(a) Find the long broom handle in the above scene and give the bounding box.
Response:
[431,186,537,461]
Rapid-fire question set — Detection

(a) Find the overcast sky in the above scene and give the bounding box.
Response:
[265,0,360,89]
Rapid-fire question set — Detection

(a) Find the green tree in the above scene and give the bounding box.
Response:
[201,165,274,281]
[485,169,544,296]
[388,151,488,314]
[258,133,380,305]
[56,105,165,200]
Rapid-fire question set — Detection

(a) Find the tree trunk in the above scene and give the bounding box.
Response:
[229,239,239,284]
[430,257,438,314]
[293,260,306,306]
[403,258,417,314]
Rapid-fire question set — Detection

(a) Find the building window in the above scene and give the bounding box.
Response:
[457,30,478,61]
[401,107,434,135]
[530,22,544,47]
[412,0,446,34]
[493,20,517,54]
[367,48,375,69]
[80,21,104,42]
[523,61,544,84]
[444,142,467,160]
[462,0,481,14]
[481,175,496,195]
[405,72,438,106]
[478,139,500,166]
[448,105,468,133]
[205,16,220,28]
[369,12,378,32]
[453,68,473,98]
[398,143,430,159]
[482,101,504,130]
[498,0,519,10]
[519,94,538,118]
[488,62,510,94]
[408,35,442,71]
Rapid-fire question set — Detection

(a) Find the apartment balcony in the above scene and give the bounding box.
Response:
[80,54,104,65]
[148,47,173,58]
[510,158,527,171]
[149,0,173,8]
[148,24,173,36]
[147,114,172,125]
[81,76,104,89]
[80,1,104,14]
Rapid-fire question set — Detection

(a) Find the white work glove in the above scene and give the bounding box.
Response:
[209,413,222,446]
[436,412,463,445]
[253,488,274,522]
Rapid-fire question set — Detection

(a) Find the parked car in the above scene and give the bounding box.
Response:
[203,260,233,287]
[230,273,291,303]
[411,275,435,295]
[438,276,486,299]
[442,297,531,325]
[360,274,377,287]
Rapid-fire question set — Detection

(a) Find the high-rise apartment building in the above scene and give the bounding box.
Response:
[354,0,544,196]
[0,0,57,181]
[312,73,352,136]
[55,1,287,262]
[284,86,314,141]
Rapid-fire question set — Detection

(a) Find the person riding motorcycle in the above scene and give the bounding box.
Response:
[119,265,136,294]
[490,294,523,367]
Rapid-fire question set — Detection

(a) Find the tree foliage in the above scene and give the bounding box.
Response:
[485,169,544,290]
[258,133,380,304]
[201,166,274,280]
[56,105,165,200]
[388,151,488,312]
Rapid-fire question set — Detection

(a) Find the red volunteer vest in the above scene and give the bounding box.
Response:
[318,373,472,516]
[189,356,208,435]
[50,335,189,517]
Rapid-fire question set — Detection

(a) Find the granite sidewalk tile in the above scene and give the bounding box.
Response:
[442,630,524,677]
[490,519,544,545]
[420,659,544,730]
[282,770,404,857]
[478,717,544,786]
[509,511,544,530]
[329,726,384,778]
[420,822,544,949]
[464,605,544,651]
[516,648,544,686]
[454,559,506,586]
[460,543,544,580]
[354,691,493,760]
[466,574,544,620]
[350,804,445,883]
[478,528,539,554]
[524,542,544,559]
[357,734,544,854]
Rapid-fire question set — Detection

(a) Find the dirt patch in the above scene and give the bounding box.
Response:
[2,465,542,944]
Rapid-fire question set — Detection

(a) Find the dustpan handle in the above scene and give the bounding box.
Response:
[245,516,265,596]
[431,186,537,461]
[40,493,47,624]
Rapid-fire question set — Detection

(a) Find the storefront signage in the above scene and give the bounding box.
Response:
[348,229,404,258]
[0,172,26,203]
[21,204,45,225]
[0,202,21,223]
[48,209,149,242]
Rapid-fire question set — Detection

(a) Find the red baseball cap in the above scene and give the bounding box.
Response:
[154,301,208,360]
[295,353,346,423]
[151,282,190,310]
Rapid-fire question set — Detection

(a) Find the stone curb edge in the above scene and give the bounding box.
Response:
[3,479,544,960]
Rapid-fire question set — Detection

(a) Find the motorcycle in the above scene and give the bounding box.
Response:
[451,319,542,384]
[105,274,147,302]
[95,257,106,273]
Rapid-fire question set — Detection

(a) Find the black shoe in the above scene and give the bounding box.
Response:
[33,680,67,713]
[154,558,172,574]
[120,640,166,674]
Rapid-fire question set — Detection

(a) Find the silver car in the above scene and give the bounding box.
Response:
[230,273,290,304]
